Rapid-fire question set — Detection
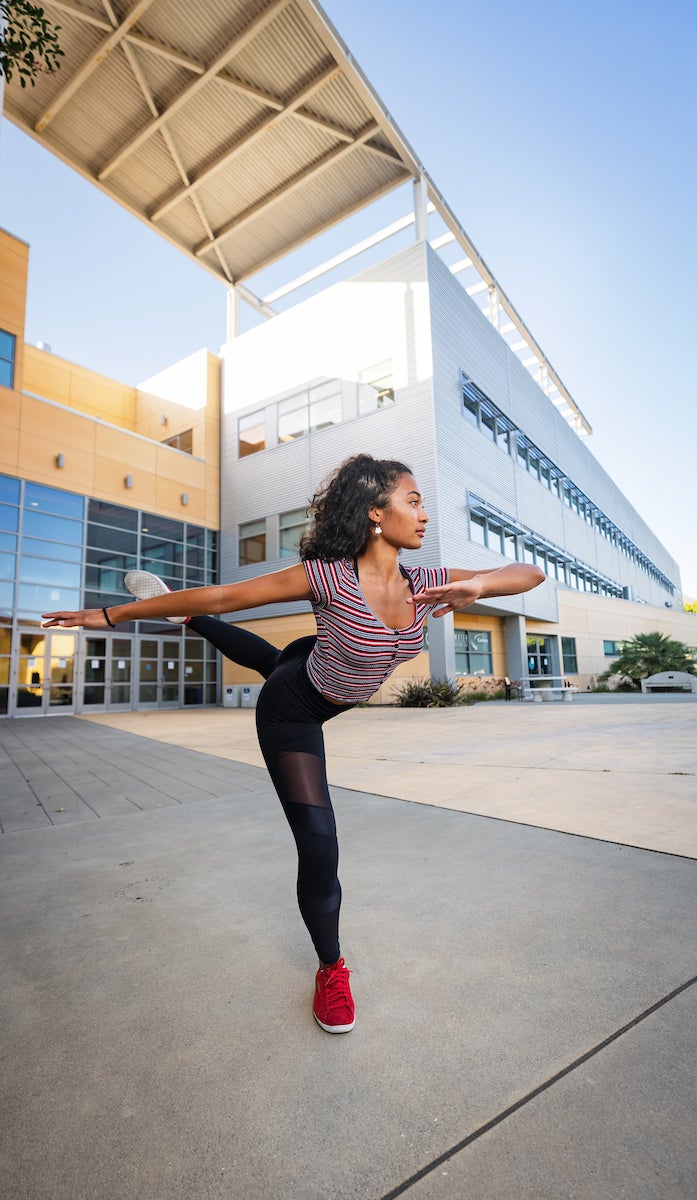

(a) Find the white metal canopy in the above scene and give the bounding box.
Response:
[4,0,591,434]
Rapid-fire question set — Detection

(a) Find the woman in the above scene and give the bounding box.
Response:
[43,454,544,1033]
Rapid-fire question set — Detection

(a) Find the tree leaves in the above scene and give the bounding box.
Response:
[0,2,64,87]
[598,631,696,688]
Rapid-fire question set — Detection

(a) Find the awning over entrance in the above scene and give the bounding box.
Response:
[4,0,592,435]
[5,0,418,285]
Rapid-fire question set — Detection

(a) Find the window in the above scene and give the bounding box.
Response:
[279,508,309,558]
[470,513,486,547]
[0,330,16,389]
[239,410,265,457]
[487,522,504,555]
[527,635,554,676]
[604,640,622,657]
[162,429,193,454]
[309,383,342,431]
[561,637,578,673]
[504,530,518,560]
[359,361,394,413]
[239,519,266,566]
[454,630,493,676]
[480,407,496,443]
[278,393,309,443]
[25,482,84,520]
[462,391,478,427]
[0,474,20,505]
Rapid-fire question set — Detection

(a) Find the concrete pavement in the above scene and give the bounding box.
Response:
[81,695,697,857]
[1,700,696,1199]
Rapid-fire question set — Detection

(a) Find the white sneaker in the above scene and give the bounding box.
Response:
[123,570,189,623]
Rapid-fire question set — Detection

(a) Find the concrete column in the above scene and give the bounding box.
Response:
[413,175,429,243]
[226,287,240,340]
[428,612,456,679]
[504,614,527,683]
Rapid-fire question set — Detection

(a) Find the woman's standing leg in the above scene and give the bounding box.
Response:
[255,664,355,1033]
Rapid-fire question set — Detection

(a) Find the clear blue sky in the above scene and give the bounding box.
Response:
[1,0,696,597]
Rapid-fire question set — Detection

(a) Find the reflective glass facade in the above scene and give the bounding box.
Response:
[0,475,219,716]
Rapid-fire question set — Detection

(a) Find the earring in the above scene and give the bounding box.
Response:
[374,523,382,535]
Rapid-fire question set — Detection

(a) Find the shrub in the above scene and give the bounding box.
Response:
[393,676,507,707]
[393,677,465,708]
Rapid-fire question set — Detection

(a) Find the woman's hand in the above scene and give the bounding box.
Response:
[42,609,111,629]
[410,578,485,617]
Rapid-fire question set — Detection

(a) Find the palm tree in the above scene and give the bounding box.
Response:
[599,632,695,688]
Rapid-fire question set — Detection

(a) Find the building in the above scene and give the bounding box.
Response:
[0,228,221,717]
[216,235,694,700]
[2,0,695,716]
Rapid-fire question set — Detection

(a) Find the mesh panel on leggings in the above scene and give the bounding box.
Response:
[260,735,341,965]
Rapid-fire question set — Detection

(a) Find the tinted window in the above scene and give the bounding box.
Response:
[19,557,81,588]
[17,583,80,617]
[23,511,83,543]
[23,536,82,562]
[140,513,183,541]
[24,482,84,519]
[0,475,20,504]
[88,499,138,530]
[0,505,19,533]
[87,524,137,554]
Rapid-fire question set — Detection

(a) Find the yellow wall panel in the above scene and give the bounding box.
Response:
[70,367,136,425]
[154,476,205,520]
[91,457,157,508]
[20,395,97,453]
[17,429,95,492]
[204,491,220,528]
[94,423,157,471]
[155,444,207,486]
[23,348,71,404]
[0,389,21,429]
[0,418,20,471]
[0,279,27,334]
[0,232,29,284]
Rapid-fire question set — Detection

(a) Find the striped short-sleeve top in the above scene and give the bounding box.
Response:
[303,558,450,703]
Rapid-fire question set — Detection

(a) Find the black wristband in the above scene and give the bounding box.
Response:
[102,606,116,628]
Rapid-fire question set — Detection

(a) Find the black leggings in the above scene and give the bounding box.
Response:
[189,616,351,964]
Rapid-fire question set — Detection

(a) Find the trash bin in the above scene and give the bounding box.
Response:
[240,684,260,708]
[223,685,240,708]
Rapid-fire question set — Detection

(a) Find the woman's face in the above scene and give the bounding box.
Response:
[373,474,429,550]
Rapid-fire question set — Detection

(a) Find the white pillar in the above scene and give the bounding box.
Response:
[413,175,428,243]
[428,612,456,679]
[226,287,240,340]
[504,614,527,683]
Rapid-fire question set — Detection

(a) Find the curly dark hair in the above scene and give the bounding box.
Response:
[299,454,412,562]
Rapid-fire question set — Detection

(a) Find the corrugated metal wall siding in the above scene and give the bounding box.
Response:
[220,241,440,620]
[427,249,679,611]
[220,239,679,632]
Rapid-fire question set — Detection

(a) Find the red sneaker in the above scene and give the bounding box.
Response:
[313,958,355,1033]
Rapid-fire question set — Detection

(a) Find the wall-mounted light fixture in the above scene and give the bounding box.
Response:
[160,414,168,426]
[181,492,189,505]
[124,475,133,488]
[55,453,65,468]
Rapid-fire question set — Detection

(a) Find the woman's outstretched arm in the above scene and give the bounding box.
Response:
[42,563,313,629]
[410,563,545,617]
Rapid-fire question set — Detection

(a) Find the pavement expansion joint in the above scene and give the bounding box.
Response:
[378,971,697,1200]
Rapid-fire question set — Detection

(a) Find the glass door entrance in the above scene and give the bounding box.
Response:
[15,629,77,714]
[81,635,133,711]
[138,637,182,709]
